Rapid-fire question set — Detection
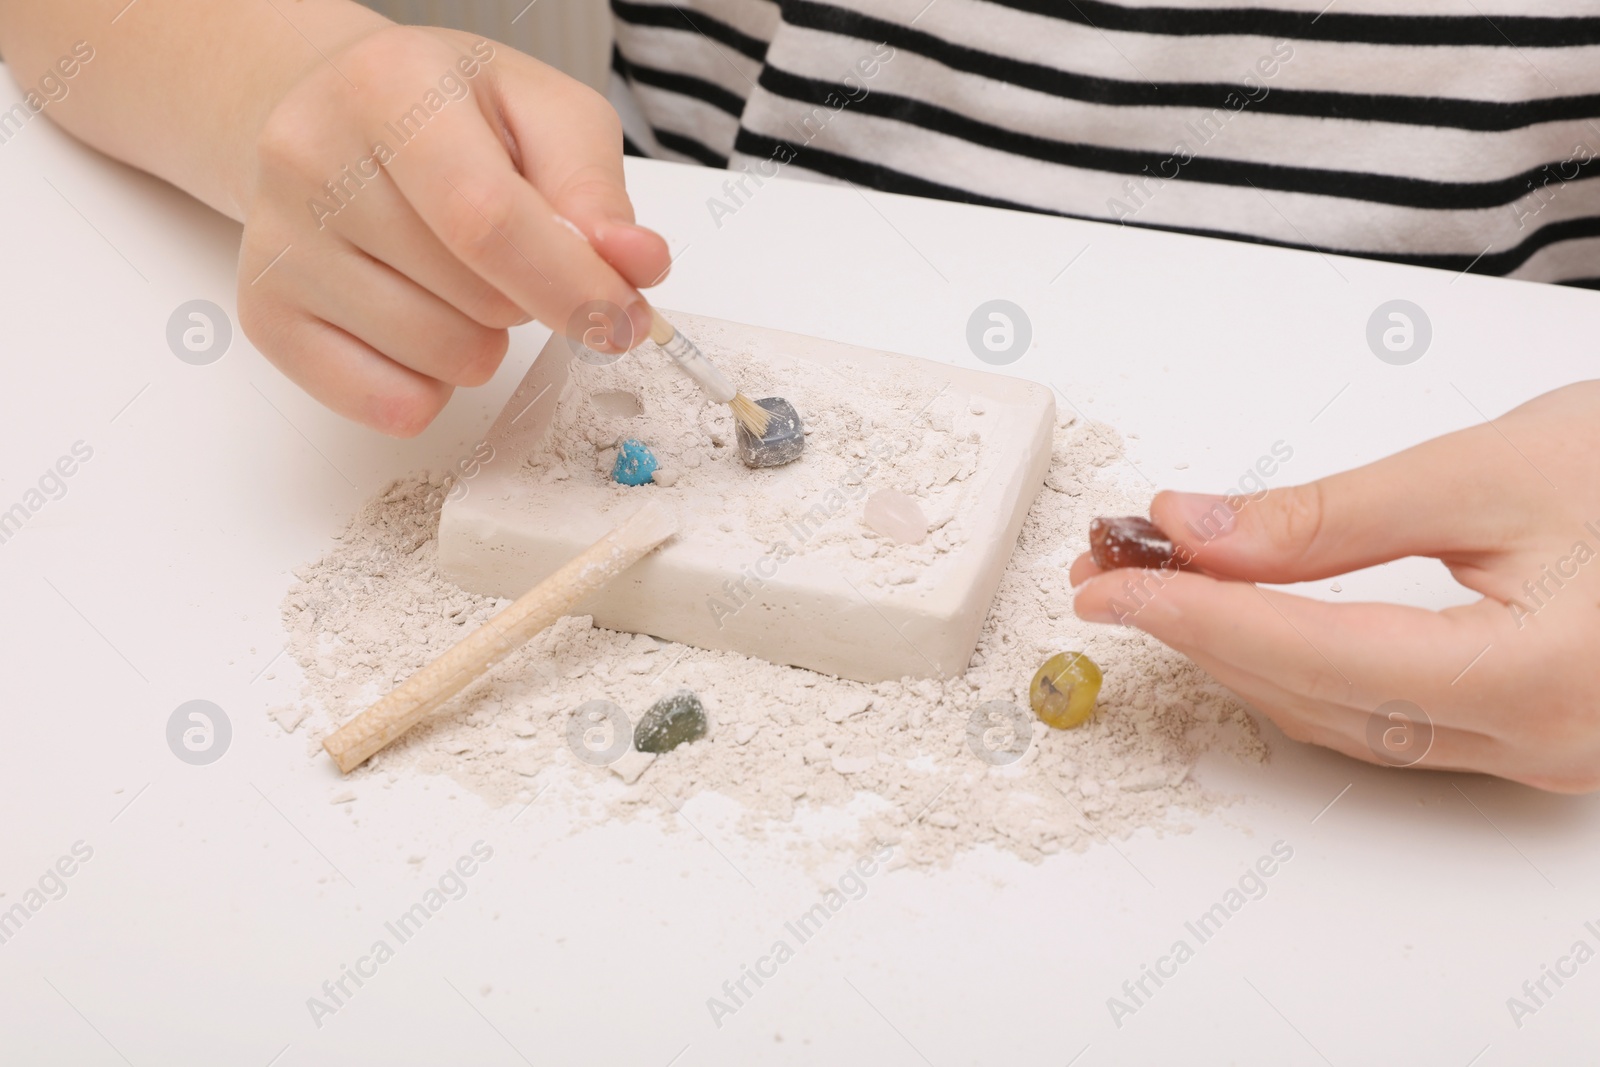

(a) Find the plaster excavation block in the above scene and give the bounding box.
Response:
[437,311,1054,683]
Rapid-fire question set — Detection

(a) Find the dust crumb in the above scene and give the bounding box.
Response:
[269,704,310,734]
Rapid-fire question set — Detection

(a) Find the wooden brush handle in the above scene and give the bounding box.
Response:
[322,500,678,774]
[648,309,677,346]
[647,309,736,404]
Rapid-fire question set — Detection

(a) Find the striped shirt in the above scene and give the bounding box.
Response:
[607,1,1600,286]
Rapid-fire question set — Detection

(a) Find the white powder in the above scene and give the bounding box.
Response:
[280,416,1264,869]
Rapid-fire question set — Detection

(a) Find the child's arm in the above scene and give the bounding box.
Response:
[0,0,391,219]
[0,1,669,435]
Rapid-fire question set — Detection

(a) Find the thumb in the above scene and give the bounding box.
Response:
[1151,421,1534,584]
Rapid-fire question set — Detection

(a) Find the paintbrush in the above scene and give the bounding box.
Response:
[647,310,771,437]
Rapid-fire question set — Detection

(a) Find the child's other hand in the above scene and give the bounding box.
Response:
[1070,381,1600,793]
[237,25,668,435]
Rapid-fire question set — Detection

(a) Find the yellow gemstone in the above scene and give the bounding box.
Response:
[1029,652,1102,729]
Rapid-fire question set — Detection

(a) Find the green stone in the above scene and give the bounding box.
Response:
[633,689,709,754]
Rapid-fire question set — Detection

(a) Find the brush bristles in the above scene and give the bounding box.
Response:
[729,393,771,437]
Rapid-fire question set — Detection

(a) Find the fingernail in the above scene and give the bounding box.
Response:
[1072,580,1125,625]
[592,220,638,245]
[1074,598,1118,624]
[553,213,590,244]
[514,312,535,326]
[625,299,654,351]
[1162,491,1237,543]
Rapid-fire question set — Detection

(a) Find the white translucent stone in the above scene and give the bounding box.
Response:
[863,489,928,545]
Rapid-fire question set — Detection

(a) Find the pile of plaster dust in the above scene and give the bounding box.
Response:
[280,400,1264,870]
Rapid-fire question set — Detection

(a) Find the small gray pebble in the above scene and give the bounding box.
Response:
[633,689,709,753]
[736,397,805,468]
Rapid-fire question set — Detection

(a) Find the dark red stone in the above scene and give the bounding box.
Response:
[1089,516,1177,570]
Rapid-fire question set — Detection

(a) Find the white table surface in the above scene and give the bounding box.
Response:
[2,63,1599,1067]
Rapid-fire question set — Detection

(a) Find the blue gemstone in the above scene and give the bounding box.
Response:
[612,439,659,486]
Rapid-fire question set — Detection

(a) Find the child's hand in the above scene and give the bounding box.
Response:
[237,25,669,435]
[1070,381,1600,793]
